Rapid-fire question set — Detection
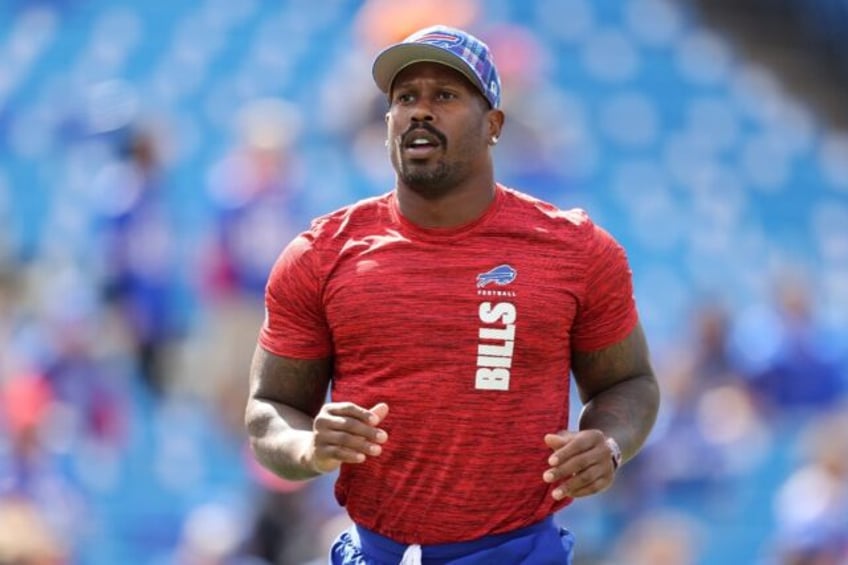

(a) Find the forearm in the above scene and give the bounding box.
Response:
[246,397,322,481]
[578,373,659,464]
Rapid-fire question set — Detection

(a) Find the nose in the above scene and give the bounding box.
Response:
[409,99,435,123]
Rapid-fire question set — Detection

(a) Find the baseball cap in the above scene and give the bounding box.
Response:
[372,25,502,109]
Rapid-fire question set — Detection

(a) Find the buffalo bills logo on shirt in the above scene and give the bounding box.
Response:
[476,264,517,288]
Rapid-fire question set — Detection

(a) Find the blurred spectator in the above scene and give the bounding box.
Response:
[35,262,129,450]
[354,0,479,49]
[769,405,848,565]
[0,496,69,565]
[170,502,246,565]
[90,122,185,395]
[173,98,304,409]
[629,301,770,503]
[606,510,703,565]
[683,300,737,382]
[238,451,327,565]
[201,98,303,302]
[0,368,88,560]
[487,23,578,198]
[0,267,25,378]
[731,272,846,417]
[1,258,132,504]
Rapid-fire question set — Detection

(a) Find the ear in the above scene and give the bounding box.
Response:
[486,109,505,144]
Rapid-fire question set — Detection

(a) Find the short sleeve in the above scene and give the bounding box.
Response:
[258,233,333,358]
[571,221,639,352]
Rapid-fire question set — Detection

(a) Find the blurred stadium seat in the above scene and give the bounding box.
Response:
[0,1,846,563]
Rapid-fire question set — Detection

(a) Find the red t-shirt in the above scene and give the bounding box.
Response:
[259,185,638,544]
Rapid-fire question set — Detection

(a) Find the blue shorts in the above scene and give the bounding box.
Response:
[329,516,574,564]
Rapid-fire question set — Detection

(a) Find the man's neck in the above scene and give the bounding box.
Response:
[395,177,497,229]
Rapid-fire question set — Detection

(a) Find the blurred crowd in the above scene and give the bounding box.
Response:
[1,0,848,564]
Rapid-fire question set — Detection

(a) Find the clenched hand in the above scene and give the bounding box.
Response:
[542,429,616,500]
[308,401,389,473]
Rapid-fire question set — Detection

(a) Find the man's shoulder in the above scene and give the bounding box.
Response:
[499,185,594,231]
[306,192,394,239]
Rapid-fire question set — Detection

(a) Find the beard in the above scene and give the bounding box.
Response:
[397,160,458,200]
[391,142,475,200]
[390,121,475,200]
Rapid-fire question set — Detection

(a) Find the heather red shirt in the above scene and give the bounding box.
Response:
[259,184,638,544]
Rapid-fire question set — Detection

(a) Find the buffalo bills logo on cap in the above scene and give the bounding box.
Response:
[413,30,463,47]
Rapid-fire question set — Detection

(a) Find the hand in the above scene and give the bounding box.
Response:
[308,402,389,473]
[542,429,616,500]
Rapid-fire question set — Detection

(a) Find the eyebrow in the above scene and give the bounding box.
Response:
[392,77,469,92]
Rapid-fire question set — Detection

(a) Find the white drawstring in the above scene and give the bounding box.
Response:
[399,544,422,565]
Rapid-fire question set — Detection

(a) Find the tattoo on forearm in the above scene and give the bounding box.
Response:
[249,348,332,417]
[572,324,660,461]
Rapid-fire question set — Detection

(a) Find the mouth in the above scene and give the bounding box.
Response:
[402,129,443,159]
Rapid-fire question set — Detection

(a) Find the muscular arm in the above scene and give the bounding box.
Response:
[245,345,333,480]
[571,321,660,464]
[245,345,389,481]
[543,322,659,499]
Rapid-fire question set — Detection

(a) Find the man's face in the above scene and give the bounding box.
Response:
[386,62,496,199]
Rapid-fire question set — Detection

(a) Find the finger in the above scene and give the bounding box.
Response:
[369,402,389,425]
[316,412,372,434]
[316,413,388,444]
[544,443,609,483]
[317,429,384,457]
[322,402,389,442]
[545,430,604,467]
[544,451,593,481]
[326,402,381,424]
[555,470,613,499]
[543,431,573,451]
[315,443,370,465]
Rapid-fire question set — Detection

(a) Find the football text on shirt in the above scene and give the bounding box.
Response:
[475,302,516,390]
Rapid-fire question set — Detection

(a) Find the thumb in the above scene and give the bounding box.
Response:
[368,402,389,425]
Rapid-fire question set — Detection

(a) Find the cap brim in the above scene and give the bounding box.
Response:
[372,43,484,97]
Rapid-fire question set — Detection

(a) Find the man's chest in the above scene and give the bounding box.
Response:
[322,238,584,387]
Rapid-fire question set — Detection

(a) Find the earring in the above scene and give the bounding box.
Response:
[490,136,499,145]
[385,139,389,147]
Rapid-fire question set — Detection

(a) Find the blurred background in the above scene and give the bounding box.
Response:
[0,0,847,563]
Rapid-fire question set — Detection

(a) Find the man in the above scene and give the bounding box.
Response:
[245,24,660,564]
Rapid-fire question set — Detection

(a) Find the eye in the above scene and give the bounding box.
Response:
[437,90,457,101]
[393,92,414,104]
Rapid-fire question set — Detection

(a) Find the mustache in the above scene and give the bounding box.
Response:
[402,122,447,147]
